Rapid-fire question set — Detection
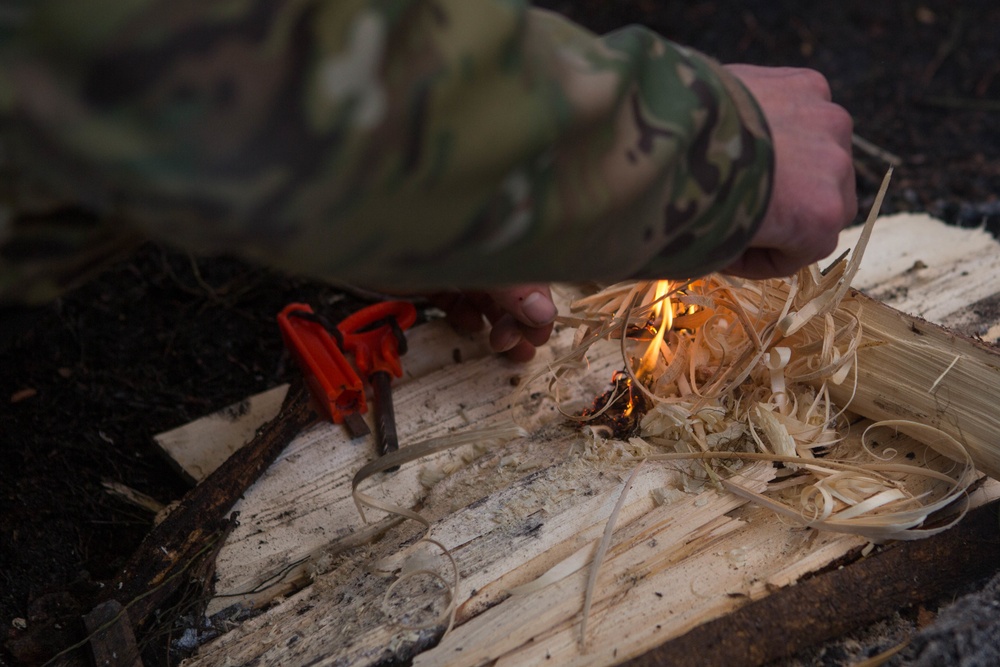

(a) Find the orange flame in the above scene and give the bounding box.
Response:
[637,280,672,380]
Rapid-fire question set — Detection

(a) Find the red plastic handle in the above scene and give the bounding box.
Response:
[338,301,417,378]
[277,303,366,423]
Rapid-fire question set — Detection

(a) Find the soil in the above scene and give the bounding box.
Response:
[3,1,1000,665]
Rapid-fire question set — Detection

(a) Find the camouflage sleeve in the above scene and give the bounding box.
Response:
[0,0,772,303]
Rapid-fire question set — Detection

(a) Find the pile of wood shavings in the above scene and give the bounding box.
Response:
[566,272,851,479]
[544,171,975,542]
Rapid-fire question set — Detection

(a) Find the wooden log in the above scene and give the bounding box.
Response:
[627,498,1000,667]
[824,289,1000,481]
[824,213,1000,480]
[778,214,1000,481]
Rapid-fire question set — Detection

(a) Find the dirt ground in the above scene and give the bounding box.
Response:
[3,1,1000,665]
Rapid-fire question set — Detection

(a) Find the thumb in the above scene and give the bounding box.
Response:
[487,285,557,328]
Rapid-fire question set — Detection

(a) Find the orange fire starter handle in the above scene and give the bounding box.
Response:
[277,303,367,425]
[337,301,417,378]
[338,301,417,466]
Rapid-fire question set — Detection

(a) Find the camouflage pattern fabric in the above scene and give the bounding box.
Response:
[0,0,773,305]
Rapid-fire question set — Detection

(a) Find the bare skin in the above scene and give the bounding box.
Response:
[442,65,856,361]
[722,65,858,278]
[431,285,555,363]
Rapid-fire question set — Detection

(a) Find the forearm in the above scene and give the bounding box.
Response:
[0,0,773,300]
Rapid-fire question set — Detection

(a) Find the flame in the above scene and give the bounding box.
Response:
[637,280,673,380]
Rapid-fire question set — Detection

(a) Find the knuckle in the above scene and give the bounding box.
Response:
[831,111,855,149]
[826,104,854,141]
[818,142,854,181]
[803,191,850,234]
[833,145,856,178]
[795,68,832,100]
[823,191,855,228]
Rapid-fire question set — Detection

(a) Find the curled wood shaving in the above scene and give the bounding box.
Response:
[381,537,459,633]
[351,424,526,523]
[350,424,525,634]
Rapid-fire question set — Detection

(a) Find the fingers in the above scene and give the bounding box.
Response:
[431,285,557,362]
[430,292,488,333]
[486,285,557,328]
[489,313,544,361]
[484,285,556,360]
[726,65,833,102]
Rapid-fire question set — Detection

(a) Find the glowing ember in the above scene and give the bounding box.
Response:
[581,371,649,439]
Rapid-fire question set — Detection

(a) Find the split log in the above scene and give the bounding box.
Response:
[154,215,1000,666]
[156,316,621,619]
[173,353,1000,666]
[823,213,1000,480]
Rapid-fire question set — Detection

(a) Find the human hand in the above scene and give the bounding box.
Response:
[431,285,556,362]
[722,65,857,278]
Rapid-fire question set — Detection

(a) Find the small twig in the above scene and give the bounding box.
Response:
[922,9,965,84]
[852,134,903,167]
[102,481,167,515]
[187,254,222,300]
[915,95,1000,113]
[853,639,908,667]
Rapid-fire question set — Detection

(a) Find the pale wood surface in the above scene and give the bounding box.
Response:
[157,215,1000,666]
[154,321,497,485]
[834,212,1000,341]
[178,315,622,618]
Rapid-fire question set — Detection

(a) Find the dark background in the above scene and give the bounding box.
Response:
[4,1,1000,664]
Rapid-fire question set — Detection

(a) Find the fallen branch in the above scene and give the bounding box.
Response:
[8,381,315,666]
[97,381,315,625]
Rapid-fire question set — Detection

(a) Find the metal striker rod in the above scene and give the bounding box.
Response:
[369,370,400,471]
